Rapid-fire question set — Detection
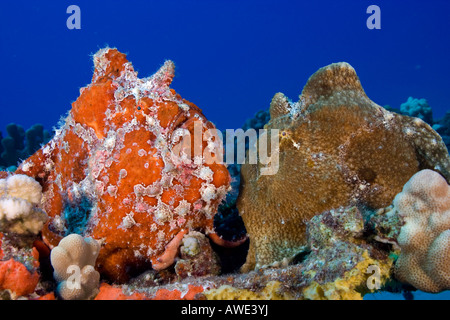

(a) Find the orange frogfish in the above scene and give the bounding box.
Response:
[14,48,239,282]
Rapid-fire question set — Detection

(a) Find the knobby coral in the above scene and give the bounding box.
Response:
[393,169,450,293]
[14,47,237,282]
[237,62,450,272]
[50,234,100,300]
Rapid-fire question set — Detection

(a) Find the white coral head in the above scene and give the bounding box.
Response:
[0,174,47,235]
[2,174,42,205]
[50,234,101,300]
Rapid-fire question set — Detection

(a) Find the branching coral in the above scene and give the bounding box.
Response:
[393,169,450,293]
[50,234,100,300]
[0,174,47,235]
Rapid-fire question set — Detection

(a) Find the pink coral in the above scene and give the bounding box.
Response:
[394,169,450,292]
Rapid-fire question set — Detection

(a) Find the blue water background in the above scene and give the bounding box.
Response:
[0,0,449,300]
[1,0,449,132]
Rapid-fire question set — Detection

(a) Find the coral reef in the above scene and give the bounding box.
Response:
[0,258,40,297]
[237,62,450,272]
[205,281,290,300]
[392,169,450,293]
[92,204,397,300]
[242,110,271,133]
[400,97,433,125]
[435,112,450,135]
[0,123,51,171]
[434,111,450,149]
[299,206,395,300]
[0,232,41,299]
[50,234,100,299]
[0,174,47,235]
[94,282,205,300]
[1,51,449,300]
[385,97,450,150]
[174,231,221,278]
[14,47,237,282]
[95,283,148,300]
[366,205,402,249]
